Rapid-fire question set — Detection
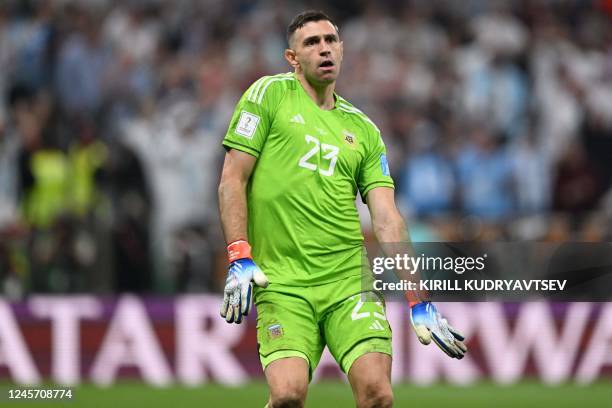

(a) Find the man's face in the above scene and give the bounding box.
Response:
[286,20,343,85]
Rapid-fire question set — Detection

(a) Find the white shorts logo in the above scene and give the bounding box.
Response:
[235,111,260,139]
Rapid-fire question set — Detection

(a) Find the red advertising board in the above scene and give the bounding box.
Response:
[1,296,611,385]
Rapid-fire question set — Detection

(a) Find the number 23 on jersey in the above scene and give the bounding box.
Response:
[298,134,340,176]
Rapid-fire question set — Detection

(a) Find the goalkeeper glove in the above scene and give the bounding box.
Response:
[220,240,269,324]
[410,301,467,359]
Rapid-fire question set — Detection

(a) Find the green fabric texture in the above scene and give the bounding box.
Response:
[255,275,392,378]
[223,72,394,287]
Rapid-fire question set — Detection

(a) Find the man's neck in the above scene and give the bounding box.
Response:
[296,72,336,110]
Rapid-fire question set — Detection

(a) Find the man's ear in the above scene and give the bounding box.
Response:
[284,48,299,69]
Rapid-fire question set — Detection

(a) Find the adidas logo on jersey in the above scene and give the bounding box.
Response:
[290,113,305,124]
[369,320,385,331]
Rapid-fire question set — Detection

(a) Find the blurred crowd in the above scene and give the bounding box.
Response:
[0,0,611,296]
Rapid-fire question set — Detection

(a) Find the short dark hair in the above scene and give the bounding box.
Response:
[286,10,338,46]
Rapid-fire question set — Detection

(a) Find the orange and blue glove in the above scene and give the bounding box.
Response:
[410,301,467,359]
[220,240,269,324]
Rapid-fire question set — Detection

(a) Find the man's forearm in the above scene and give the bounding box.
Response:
[373,213,409,244]
[373,214,428,303]
[218,178,249,244]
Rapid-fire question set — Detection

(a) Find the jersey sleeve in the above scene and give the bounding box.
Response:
[358,129,395,201]
[223,76,284,158]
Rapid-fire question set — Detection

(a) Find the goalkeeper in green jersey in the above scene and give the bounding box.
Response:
[218,10,467,408]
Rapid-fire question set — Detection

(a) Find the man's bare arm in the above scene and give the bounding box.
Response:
[367,186,466,358]
[366,186,427,302]
[366,187,408,244]
[218,149,257,244]
[218,149,267,324]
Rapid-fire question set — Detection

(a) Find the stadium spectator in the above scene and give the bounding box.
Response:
[0,0,610,294]
[456,125,515,220]
[398,119,455,218]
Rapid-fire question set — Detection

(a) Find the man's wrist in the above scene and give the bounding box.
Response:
[227,239,252,263]
[405,291,429,308]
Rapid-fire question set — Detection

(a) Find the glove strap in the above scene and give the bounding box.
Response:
[227,239,252,263]
[405,291,425,308]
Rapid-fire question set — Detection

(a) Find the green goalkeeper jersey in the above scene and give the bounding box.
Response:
[223,72,394,286]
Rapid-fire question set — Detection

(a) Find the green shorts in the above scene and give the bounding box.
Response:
[254,274,392,378]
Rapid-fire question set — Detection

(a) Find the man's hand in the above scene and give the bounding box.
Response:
[410,302,467,359]
[220,240,269,324]
[366,187,466,357]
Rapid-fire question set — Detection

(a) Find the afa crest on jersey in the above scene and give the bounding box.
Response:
[268,324,284,339]
[343,130,358,150]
